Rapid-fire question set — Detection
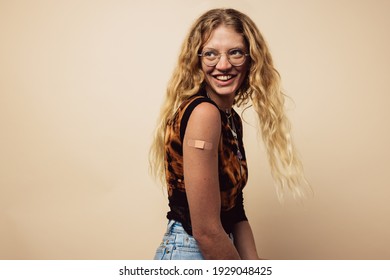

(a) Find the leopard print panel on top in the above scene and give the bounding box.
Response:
[164,90,248,234]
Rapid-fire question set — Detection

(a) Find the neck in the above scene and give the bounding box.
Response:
[205,88,234,113]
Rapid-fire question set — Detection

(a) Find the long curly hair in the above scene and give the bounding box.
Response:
[149,8,310,199]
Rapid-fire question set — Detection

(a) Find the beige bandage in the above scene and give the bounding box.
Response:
[187,139,213,150]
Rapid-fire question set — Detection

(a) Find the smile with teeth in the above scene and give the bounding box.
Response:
[214,75,233,81]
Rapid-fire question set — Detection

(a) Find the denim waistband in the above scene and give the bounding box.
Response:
[162,220,199,249]
[166,220,187,234]
[164,220,233,244]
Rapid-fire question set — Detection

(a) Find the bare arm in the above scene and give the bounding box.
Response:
[183,102,240,260]
[232,220,260,260]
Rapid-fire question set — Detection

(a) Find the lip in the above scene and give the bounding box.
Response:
[212,74,237,86]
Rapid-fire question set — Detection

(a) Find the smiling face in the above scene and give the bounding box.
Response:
[200,25,249,109]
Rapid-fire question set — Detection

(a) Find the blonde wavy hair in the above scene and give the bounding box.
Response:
[149,8,310,199]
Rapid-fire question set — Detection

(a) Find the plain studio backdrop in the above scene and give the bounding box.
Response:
[1,0,389,259]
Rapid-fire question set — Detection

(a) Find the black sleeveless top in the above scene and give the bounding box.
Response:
[164,89,248,235]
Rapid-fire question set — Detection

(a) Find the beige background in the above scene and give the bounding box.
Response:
[1,0,389,259]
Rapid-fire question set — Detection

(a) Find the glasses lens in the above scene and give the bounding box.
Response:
[202,50,218,66]
[228,49,246,66]
[200,50,247,66]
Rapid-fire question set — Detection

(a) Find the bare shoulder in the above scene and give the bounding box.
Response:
[185,101,221,140]
[188,102,221,126]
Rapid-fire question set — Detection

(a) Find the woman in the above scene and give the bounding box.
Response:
[150,8,308,260]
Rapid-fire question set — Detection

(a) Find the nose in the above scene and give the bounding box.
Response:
[215,54,232,71]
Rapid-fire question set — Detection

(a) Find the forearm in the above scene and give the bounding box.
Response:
[232,221,260,260]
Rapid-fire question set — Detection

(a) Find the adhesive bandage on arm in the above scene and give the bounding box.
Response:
[187,139,213,150]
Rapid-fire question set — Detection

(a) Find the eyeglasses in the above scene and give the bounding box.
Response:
[198,48,249,67]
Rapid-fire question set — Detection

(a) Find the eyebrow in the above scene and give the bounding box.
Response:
[202,46,246,51]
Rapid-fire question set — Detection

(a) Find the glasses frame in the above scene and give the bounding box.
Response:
[198,49,250,67]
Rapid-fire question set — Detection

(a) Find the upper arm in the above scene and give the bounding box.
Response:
[183,102,222,235]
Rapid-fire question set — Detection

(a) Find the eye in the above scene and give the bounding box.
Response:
[203,50,218,58]
[228,49,245,57]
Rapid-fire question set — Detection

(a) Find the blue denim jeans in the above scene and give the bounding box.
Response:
[153,220,205,260]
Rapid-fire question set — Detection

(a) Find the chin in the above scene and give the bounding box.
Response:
[211,85,239,96]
